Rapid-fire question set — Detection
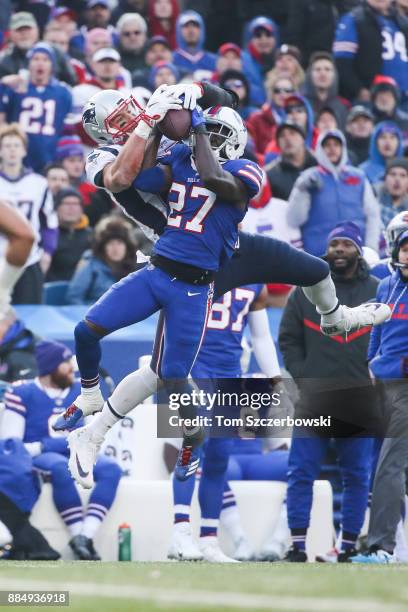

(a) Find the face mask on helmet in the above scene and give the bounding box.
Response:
[188,107,247,161]
[82,91,145,145]
[391,229,408,269]
[384,211,408,256]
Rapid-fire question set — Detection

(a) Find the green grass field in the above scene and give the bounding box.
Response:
[1,562,408,612]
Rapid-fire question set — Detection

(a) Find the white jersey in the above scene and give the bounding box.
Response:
[0,169,57,266]
[85,144,167,243]
[242,197,303,249]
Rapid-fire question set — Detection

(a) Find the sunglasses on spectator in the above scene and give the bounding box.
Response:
[287,105,306,113]
[224,80,245,89]
[253,29,274,38]
[122,30,142,36]
[273,87,294,94]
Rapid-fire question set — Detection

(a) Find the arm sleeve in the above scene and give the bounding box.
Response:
[367,282,385,361]
[286,181,312,228]
[248,310,281,378]
[363,179,381,252]
[199,81,238,110]
[333,13,363,99]
[278,289,307,379]
[225,160,264,199]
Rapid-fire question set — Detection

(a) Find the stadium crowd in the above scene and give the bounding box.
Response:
[0,0,407,563]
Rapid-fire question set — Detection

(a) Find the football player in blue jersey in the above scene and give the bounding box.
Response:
[168,283,290,562]
[371,210,408,280]
[0,43,72,172]
[1,341,122,560]
[56,83,391,489]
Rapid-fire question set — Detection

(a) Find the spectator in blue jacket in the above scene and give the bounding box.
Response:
[173,11,216,76]
[360,121,403,184]
[352,229,408,564]
[242,16,279,107]
[287,129,381,257]
[66,217,138,305]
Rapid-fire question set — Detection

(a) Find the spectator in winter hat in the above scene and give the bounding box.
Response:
[283,94,318,150]
[71,3,118,59]
[215,44,243,79]
[47,188,92,283]
[116,13,148,74]
[370,76,408,143]
[360,121,404,184]
[86,0,112,30]
[346,105,375,166]
[219,70,256,121]
[242,16,279,107]
[173,10,216,74]
[145,36,173,66]
[267,45,304,92]
[49,6,77,38]
[0,12,39,80]
[148,0,180,50]
[149,61,179,89]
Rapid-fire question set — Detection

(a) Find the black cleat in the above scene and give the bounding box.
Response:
[283,545,307,562]
[69,534,93,560]
[86,539,101,561]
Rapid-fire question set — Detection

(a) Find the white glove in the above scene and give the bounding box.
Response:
[144,84,183,123]
[166,83,203,110]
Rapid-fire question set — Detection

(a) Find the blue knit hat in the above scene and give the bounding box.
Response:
[27,43,56,70]
[327,221,363,255]
[149,61,180,89]
[35,341,73,376]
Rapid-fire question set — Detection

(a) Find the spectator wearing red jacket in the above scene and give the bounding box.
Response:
[148,0,180,50]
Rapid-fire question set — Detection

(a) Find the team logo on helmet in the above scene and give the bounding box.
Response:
[83,105,98,126]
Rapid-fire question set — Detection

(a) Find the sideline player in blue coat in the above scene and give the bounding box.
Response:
[1,341,121,560]
[56,84,391,488]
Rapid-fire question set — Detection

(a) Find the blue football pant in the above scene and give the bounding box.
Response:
[84,265,213,379]
[287,436,373,535]
[33,453,121,528]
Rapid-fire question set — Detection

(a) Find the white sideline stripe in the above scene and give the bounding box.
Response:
[2,578,407,612]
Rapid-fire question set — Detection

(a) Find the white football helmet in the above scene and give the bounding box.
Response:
[82,89,145,144]
[384,210,408,256]
[196,106,247,161]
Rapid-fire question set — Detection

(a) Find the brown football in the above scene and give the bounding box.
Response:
[158,109,192,141]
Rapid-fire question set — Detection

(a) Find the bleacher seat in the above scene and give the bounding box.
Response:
[42,281,70,306]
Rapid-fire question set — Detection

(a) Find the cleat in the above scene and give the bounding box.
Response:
[67,426,101,489]
[167,523,203,561]
[321,303,391,337]
[350,548,394,564]
[69,535,93,560]
[53,389,104,431]
[258,504,290,562]
[315,547,360,563]
[257,541,287,562]
[283,545,307,563]
[174,444,201,481]
[233,536,255,561]
[199,536,240,563]
[86,538,101,561]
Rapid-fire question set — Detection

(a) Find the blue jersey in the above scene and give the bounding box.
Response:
[371,259,393,280]
[4,379,82,442]
[194,283,263,377]
[333,12,408,94]
[152,144,262,271]
[0,80,72,172]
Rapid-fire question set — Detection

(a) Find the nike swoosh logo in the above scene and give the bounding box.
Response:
[76,453,89,478]
[187,291,201,296]
[19,369,31,376]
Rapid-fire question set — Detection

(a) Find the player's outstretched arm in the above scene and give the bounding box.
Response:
[192,108,247,206]
[103,86,182,193]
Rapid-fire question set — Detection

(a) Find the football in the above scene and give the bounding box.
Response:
[158,109,192,141]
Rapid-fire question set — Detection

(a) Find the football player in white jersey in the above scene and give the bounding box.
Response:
[0,124,57,303]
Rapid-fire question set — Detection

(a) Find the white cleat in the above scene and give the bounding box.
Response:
[315,548,339,563]
[68,426,101,489]
[167,523,203,561]
[321,303,391,336]
[233,537,255,561]
[199,536,240,563]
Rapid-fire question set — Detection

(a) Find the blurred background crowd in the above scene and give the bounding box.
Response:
[0,0,406,307]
